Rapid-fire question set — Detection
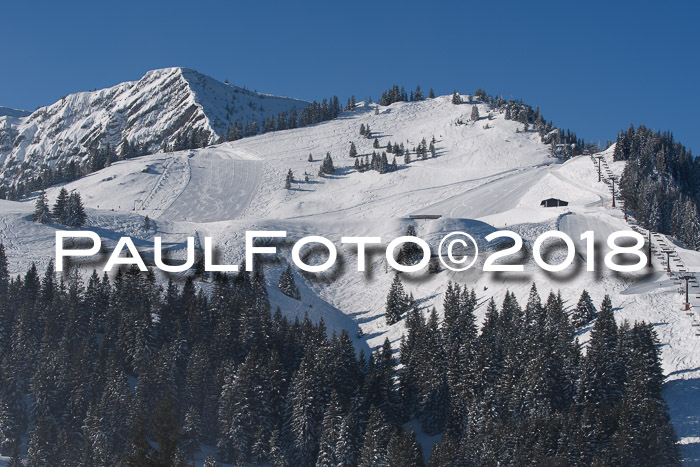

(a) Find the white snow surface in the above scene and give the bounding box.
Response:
[2,95,700,462]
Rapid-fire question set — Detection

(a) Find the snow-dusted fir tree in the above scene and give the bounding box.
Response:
[471,104,480,122]
[335,411,360,466]
[681,200,700,249]
[33,190,51,223]
[397,224,423,265]
[452,91,461,104]
[572,289,597,327]
[285,169,294,189]
[413,85,424,101]
[577,294,619,407]
[180,406,201,456]
[349,141,358,158]
[386,427,423,466]
[52,187,69,224]
[359,407,390,466]
[318,152,335,176]
[0,396,18,456]
[316,392,343,466]
[65,191,86,227]
[385,273,408,325]
[278,265,301,300]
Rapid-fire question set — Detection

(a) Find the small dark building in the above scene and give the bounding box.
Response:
[540,198,569,207]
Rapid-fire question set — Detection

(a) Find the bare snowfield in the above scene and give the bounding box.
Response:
[3,96,700,462]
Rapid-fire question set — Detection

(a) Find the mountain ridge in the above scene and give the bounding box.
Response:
[0,67,307,196]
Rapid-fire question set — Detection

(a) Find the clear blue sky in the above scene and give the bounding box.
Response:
[2,0,699,152]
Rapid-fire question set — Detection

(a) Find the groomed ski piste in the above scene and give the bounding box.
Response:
[1,95,699,464]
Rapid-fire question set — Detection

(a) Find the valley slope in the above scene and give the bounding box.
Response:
[1,95,700,462]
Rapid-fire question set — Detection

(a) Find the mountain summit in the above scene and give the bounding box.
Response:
[0,67,307,194]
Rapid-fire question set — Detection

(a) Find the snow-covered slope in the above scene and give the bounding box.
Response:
[0,67,307,191]
[2,95,700,461]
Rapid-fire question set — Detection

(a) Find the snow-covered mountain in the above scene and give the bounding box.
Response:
[1,91,699,462]
[0,67,307,192]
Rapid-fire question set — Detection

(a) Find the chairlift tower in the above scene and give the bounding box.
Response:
[662,249,674,273]
[596,155,603,182]
[680,275,693,311]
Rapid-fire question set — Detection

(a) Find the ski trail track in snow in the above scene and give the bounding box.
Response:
[157,151,262,223]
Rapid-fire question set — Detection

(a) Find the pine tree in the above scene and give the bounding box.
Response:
[316,392,343,466]
[53,187,69,223]
[150,397,184,466]
[65,191,87,227]
[471,105,480,122]
[268,428,286,466]
[429,88,435,99]
[611,322,681,465]
[359,407,390,466]
[397,225,423,265]
[278,265,301,300]
[386,427,424,467]
[33,190,51,223]
[0,396,18,456]
[319,152,335,176]
[218,352,272,463]
[288,346,329,466]
[572,290,597,327]
[180,406,201,456]
[335,411,359,466]
[285,169,294,189]
[308,153,314,162]
[578,295,620,409]
[26,412,58,466]
[452,91,461,105]
[349,142,358,158]
[385,273,408,325]
[413,85,424,101]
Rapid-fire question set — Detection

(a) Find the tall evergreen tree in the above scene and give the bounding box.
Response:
[279,265,301,300]
[471,104,480,122]
[385,274,408,325]
[572,289,597,327]
[65,192,87,227]
[33,190,51,224]
[52,187,69,224]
